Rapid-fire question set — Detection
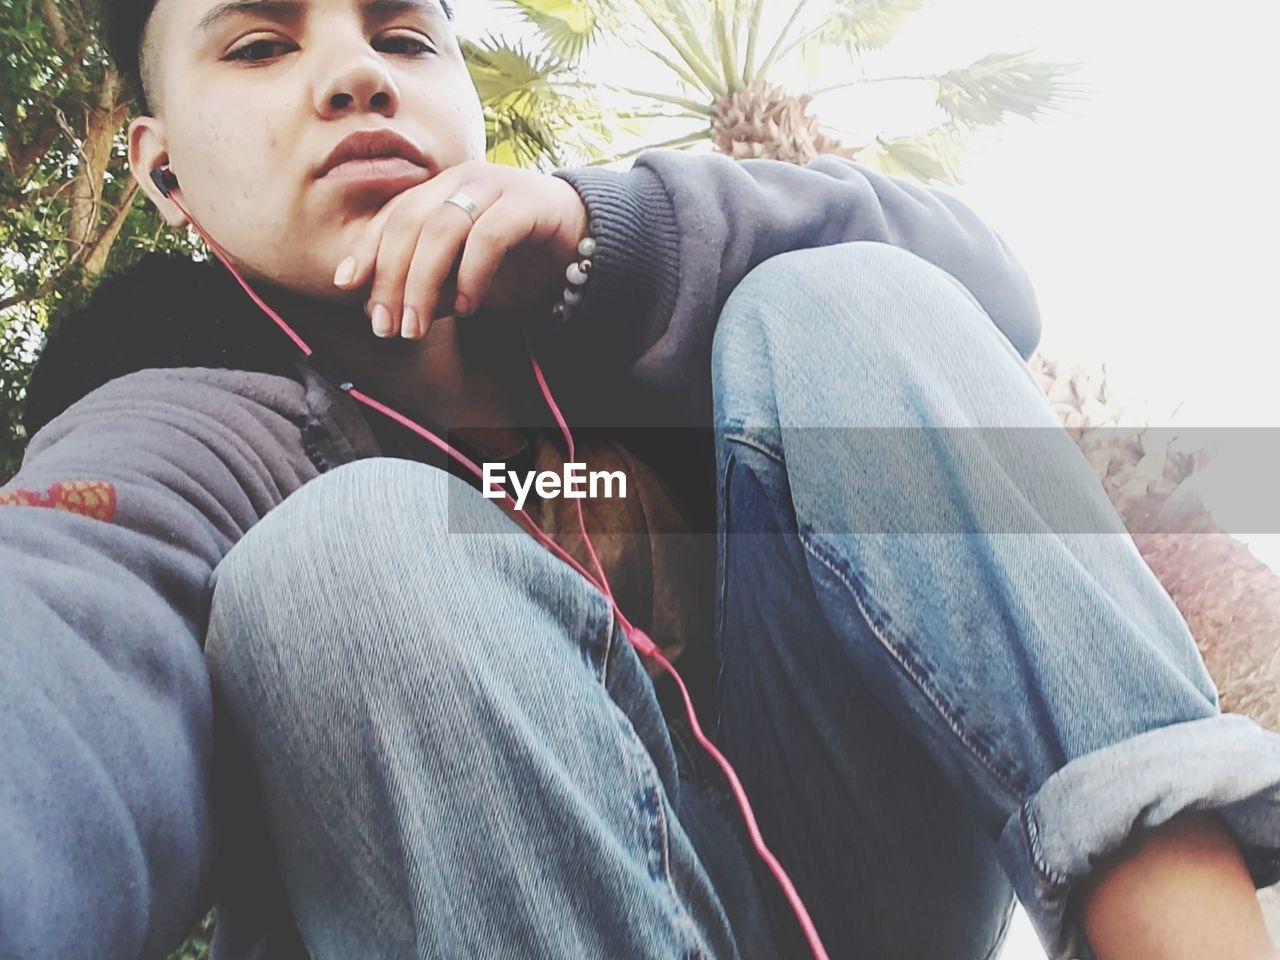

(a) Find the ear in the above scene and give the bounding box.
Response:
[129,116,188,228]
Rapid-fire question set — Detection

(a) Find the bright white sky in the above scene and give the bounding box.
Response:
[451,4,1278,955]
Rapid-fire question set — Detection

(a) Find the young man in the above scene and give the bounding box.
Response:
[2,0,1278,957]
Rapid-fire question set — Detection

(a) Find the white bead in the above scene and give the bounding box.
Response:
[551,302,567,321]
[563,286,584,306]
[578,237,597,258]
[566,262,588,286]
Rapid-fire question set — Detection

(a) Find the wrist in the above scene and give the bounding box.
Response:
[550,235,596,324]
[549,165,678,343]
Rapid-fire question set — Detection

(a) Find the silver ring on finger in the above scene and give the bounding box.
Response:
[443,191,480,224]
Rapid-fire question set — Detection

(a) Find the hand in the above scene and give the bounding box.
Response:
[331,159,590,340]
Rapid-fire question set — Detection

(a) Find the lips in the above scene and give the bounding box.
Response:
[316,129,432,179]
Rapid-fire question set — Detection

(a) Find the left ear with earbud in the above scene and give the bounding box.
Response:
[150,166,179,198]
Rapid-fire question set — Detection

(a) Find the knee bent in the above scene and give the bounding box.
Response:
[709,242,1027,432]
[713,241,993,381]
[205,457,561,707]
[214,456,523,590]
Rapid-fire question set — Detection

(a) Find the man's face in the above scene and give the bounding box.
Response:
[129,0,484,304]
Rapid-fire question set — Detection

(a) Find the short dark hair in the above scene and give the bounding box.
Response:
[98,0,456,115]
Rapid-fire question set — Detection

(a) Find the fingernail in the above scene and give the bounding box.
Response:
[400,306,418,339]
[454,294,471,317]
[371,303,393,337]
[333,256,356,286]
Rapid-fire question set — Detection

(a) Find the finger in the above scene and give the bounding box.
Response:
[452,196,537,318]
[334,189,413,293]
[401,182,502,339]
[365,174,490,336]
[360,197,424,335]
[333,160,471,293]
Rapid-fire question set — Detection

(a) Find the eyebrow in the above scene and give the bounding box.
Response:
[195,0,444,35]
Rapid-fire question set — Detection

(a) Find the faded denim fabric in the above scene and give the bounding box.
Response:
[709,241,1280,960]
[204,241,1280,960]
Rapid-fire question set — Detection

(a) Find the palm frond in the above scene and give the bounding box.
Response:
[637,41,706,92]
[485,107,564,169]
[755,0,816,78]
[711,0,741,92]
[629,0,726,96]
[810,0,928,54]
[464,35,589,169]
[740,0,768,84]
[936,51,1087,127]
[854,123,970,185]
[555,110,692,167]
[575,79,714,116]
[585,128,711,167]
[490,0,601,63]
[462,34,573,104]
[657,0,723,88]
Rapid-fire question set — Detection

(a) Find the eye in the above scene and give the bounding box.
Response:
[377,34,435,56]
[226,38,293,62]
[224,34,434,63]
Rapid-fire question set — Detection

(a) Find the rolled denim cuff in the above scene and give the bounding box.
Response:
[997,713,1280,960]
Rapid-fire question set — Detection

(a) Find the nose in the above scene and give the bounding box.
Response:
[315,43,401,118]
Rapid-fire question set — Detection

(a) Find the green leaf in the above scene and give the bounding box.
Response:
[485,105,565,169]
[465,35,664,170]
[935,51,1087,128]
[462,34,573,105]
[491,0,600,63]
[812,0,928,53]
[856,124,971,184]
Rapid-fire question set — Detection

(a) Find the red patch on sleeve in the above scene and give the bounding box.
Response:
[0,481,117,522]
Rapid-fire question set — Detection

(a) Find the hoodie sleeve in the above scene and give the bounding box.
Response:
[0,367,318,959]
[551,149,1041,398]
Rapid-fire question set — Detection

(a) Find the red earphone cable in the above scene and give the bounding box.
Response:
[162,185,830,960]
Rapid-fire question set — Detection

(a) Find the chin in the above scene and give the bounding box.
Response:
[249,267,338,307]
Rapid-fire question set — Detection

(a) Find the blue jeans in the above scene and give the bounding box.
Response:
[205,241,1280,960]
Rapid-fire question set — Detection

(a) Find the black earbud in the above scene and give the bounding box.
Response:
[150,166,179,198]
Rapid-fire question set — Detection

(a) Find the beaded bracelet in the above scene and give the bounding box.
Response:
[550,235,597,323]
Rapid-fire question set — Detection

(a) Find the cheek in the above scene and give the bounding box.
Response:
[465,98,486,156]
[422,85,486,161]
[187,113,291,220]
[165,100,322,287]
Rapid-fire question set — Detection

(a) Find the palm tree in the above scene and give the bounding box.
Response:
[464,33,658,169]
[488,0,1084,181]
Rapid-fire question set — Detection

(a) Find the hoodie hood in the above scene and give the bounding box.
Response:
[23,252,302,437]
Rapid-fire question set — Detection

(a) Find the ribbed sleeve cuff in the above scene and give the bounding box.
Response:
[550,164,682,361]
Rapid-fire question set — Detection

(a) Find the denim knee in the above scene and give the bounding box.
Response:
[728,240,1009,349]
[203,460,721,958]
[711,241,1039,430]
[205,457,603,737]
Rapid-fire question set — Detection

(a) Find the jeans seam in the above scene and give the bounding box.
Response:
[712,452,737,718]
[595,592,619,687]
[605,695,705,958]
[1021,801,1071,892]
[800,534,1027,804]
[723,431,784,464]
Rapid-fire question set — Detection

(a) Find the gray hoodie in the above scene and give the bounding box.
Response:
[0,149,1039,959]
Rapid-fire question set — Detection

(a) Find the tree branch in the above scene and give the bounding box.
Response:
[39,0,70,53]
